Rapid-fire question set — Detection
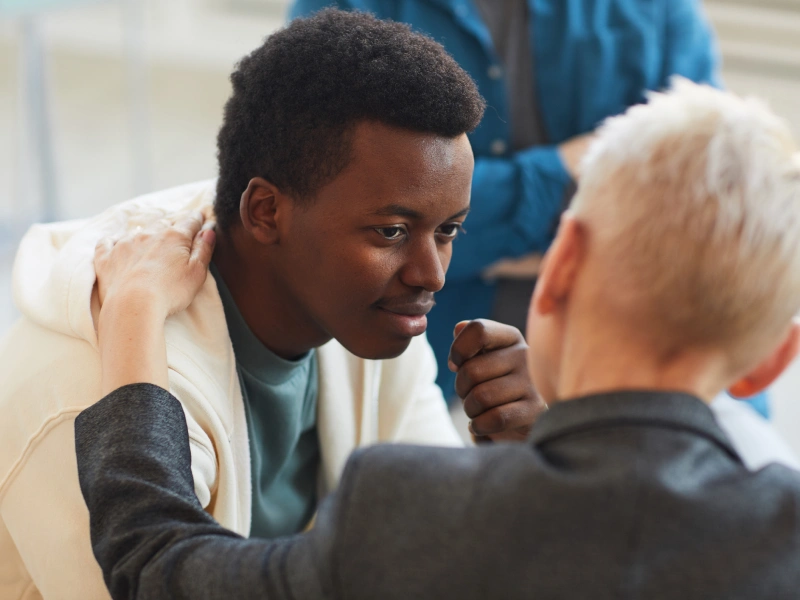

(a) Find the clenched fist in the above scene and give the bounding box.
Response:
[449,319,547,442]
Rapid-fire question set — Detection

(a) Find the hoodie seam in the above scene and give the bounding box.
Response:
[0,408,84,504]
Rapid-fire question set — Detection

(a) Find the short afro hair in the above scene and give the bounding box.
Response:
[214,8,485,229]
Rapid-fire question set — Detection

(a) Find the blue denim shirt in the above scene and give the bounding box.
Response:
[290,0,721,394]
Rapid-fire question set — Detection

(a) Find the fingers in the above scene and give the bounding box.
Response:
[172,210,205,240]
[448,319,524,371]
[469,397,540,438]
[462,371,547,440]
[460,370,532,419]
[454,345,517,401]
[190,228,216,269]
[94,236,116,260]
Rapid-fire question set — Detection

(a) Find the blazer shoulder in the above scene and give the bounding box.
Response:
[342,442,530,514]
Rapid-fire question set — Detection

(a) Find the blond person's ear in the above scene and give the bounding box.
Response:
[728,321,800,399]
[531,214,585,317]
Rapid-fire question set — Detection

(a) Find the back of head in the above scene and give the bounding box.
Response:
[570,78,800,368]
[214,9,485,230]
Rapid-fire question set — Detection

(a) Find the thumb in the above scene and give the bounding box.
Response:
[191,228,216,270]
[448,320,471,372]
[453,320,470,338]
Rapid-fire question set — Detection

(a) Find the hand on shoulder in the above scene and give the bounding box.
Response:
[95,211,216,321]
[93,211,216,395]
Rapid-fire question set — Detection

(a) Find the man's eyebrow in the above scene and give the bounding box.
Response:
[371,204,424,218]
[370,205,471,220]
[447,207,470,220]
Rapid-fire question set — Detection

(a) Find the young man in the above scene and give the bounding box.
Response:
[77,79,800,599]
[0,11,543,599]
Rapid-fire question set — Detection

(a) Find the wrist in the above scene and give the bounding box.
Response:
[97,296,170,396]
[99,289,169,328]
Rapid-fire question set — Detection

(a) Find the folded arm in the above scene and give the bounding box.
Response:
[447,147,572,282]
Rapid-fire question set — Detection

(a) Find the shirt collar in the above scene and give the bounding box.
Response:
[528,390,742,463]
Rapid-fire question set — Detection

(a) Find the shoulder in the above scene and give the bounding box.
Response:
[341,442,531,513]
[742,464,800,509]
[326,442,543,583]
[711,395,800,470]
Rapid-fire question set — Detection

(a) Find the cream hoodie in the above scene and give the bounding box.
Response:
[0,181,462,600]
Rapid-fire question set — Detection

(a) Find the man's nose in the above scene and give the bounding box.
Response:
[400,239,446,292]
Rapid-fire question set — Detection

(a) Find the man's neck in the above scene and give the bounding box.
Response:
[554,324,730,405]
[212,228,332,360]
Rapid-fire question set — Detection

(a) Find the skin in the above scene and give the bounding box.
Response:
[525,213,800,407]
[98,120,545,441]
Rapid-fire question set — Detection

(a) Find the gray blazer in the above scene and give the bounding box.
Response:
[75,384,800,600]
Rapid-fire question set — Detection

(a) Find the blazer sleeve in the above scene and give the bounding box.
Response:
[75,384,339,600]
[446,147,571,282]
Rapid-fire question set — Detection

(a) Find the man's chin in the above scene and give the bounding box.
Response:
[338,332,415,360]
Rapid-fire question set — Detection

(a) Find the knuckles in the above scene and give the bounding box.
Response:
[473,407,508,435]
[456,361,483,395]
[469,385,492,411]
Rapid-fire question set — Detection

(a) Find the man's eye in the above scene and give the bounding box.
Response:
[438,223,465,239]
[376,226,406,240]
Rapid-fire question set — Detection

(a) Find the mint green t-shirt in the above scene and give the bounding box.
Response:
[211,264,320,539]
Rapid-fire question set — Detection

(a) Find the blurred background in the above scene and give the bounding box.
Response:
[1,0,799,450]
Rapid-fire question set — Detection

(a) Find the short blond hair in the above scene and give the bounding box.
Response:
[570,78,800,365]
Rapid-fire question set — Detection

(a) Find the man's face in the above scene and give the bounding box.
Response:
[274,122,474,359]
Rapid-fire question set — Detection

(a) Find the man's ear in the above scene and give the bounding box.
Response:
[728,321,800,398]
[532,214,585,317]
[239,177,285,244]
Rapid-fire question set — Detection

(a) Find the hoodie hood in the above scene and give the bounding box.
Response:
[12,180,217,348]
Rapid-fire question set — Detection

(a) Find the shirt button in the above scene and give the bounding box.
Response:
[490,139,507,155]
[488,65,503,80]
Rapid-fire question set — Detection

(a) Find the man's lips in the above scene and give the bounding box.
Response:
[374,300,435,337]
[377,301,435,317]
